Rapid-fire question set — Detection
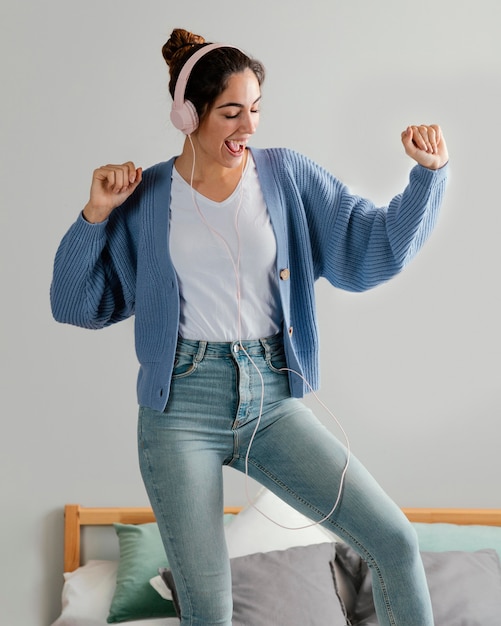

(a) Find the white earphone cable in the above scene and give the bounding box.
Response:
[187,136,350,529]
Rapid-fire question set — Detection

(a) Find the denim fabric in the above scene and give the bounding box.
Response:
[138,334,434,626]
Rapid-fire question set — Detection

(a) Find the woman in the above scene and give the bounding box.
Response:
[51,27,448,626]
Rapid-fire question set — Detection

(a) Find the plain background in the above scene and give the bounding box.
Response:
[1,1,500,624]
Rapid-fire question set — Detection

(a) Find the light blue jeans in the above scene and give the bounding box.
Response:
[138,334,434,626]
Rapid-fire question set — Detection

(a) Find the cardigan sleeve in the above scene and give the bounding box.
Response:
[293,153,448,292]
[50,195,140,329]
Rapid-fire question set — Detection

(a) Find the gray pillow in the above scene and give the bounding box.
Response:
[161,542,347,626]
[335,545,501,626]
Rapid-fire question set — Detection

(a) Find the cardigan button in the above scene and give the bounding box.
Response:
[279,268,290,281]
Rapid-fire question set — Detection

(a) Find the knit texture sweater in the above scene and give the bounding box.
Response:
[51,147,448,411]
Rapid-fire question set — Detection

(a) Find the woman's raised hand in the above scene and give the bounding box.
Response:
[83,162,143,223]
[401,124,448,170]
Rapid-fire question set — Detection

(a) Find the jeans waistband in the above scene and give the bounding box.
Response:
[176,332,284,358]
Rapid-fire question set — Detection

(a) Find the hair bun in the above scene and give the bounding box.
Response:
[162,28,206,68]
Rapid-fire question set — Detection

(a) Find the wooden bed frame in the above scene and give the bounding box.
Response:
[64,503,501,573]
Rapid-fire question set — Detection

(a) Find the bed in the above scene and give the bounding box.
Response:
[51,489,501,626]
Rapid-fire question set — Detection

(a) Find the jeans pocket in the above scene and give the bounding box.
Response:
[265,349,288,375]
[171,350,199,379]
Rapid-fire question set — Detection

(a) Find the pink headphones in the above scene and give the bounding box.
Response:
[170,43,239,135]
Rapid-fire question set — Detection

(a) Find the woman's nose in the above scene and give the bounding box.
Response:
[239,111,258,134]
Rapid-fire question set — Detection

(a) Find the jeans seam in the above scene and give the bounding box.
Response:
[247,457,397,626]
[138,419,195,623]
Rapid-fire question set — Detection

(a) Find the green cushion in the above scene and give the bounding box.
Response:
[413,522,501,561]
[107,514,236,623]
[107,522,176,623]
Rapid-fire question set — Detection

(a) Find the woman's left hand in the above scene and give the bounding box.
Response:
[401,124,449,170]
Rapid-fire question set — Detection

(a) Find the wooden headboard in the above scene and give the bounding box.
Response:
[64,504,242,572]
[64,503,501,573]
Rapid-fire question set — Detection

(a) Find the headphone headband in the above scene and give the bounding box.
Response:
[170,42,240,135]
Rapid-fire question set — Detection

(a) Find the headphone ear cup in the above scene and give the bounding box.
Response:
[170,99,199,135]
[170,43,239,135]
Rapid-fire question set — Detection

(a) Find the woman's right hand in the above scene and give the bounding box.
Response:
[82,161,143,223]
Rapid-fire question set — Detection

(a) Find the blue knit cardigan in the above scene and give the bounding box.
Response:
[50,147,448,410]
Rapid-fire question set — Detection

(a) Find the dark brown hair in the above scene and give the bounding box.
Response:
[162,28,265,123]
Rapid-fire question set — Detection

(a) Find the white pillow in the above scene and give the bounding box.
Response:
[51,560,117,626]
[150,488,337,599]
[224,487,337,558]
[51,559,179,626]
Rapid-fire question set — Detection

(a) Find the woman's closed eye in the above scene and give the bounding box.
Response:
[225,109,260,119]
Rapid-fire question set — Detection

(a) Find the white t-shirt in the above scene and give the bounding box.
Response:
[169,154,283,341]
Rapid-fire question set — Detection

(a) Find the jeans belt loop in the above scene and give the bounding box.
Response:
[260,336,271,361]
[194,340,207,363]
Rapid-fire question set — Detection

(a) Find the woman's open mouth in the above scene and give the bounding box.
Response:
[225,140,245,156]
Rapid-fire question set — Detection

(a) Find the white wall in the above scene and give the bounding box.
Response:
[1,1,500,624]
